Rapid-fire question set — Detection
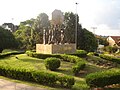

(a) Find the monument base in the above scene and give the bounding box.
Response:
[36,44,76,54]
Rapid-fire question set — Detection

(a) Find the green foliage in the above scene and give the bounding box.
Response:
[14,19,35,50]
[0,27,18,53]
[26,51,61,59]
[0,64,74,88]
[72,61,85,75]
[44,57,61,71]
[99,54,120,64]
[86,69,120,87]
[14,13,50,50]
[57,74,75,88]
[71,50,87,57]
[64,12,79,43]
[0,51,25,59]
[26,51,84,63]
[96,36,109,46]
[77,28,98,52]
[103,46,118,54]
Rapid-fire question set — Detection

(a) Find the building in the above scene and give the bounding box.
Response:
[107,36,120,48]
[2,23,18,32]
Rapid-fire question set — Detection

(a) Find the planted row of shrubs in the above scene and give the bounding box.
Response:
[0,51,25,59]
[99,54,120,64]
[72,61,86,75]
[86,69,120,88]
[26,51,86,75]
[26,50,87,59]
[0,65,75,88]
[70,50,87,57]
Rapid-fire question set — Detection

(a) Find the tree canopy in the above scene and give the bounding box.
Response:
[0,27,18,53]
[77,28,98,52]
[14,12,98,52]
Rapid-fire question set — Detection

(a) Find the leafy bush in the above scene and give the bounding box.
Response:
[70,50,87,57]
[72,61,86,75]
[0,51,25,59]
[44,57,61,71]
[99,54,120,64]
[0,64,75,88]
[26,51,84,63]
[60,54,81,63]
[26,51,61,59]
[86,69,120,88]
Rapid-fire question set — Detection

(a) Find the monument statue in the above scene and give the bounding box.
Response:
[36,9,76,54]
[43,9,65,44]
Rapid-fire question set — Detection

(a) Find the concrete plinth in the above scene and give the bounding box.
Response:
[36,44,76,54]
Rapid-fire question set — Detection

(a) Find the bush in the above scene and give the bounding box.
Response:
[26,51,84,63]
[72,61,86,75]
[70,50,87,57]
[0,64,75,88]
[45,57,61,71]
[99,54,120,64]
[26,51,61,59]
[86,69,120,88]
[0,51,25,59]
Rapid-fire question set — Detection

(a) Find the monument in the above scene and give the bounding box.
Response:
[36,9,76,54]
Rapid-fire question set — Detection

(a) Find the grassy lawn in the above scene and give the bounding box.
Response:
[0,54,110,90]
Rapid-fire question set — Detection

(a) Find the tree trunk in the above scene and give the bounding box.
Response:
[0,48,3,53]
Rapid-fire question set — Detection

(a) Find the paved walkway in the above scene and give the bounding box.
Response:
[0,79,47,90]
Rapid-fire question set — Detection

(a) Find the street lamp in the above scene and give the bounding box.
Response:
[75,2,78,47]
[91,27,97,35]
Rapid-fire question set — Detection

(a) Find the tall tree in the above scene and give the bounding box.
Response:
[0,27,18,53]
[33,13,50,44]
[14,19,35,49]
[14,13,50,50]
[64,12,79,43]
[77,28,98,52]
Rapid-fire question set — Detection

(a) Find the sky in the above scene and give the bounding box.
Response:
[0,0,120,36]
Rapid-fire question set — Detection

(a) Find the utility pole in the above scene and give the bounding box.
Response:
[75,2,78,48]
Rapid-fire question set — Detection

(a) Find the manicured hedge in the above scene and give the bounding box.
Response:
[99,54,120,64]
[0,51,25,59]
[26,51,61,59]
[70,50,87,58]
[26,51,84,63]
[72,61,86,75]
[26,51,86,75]
[44,57,61,71]
[0,65,75,88]
[86,69,120,87]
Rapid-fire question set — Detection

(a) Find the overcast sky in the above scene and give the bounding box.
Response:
[0,0,120,36]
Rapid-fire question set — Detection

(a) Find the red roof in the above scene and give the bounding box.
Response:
[110,36,120,46]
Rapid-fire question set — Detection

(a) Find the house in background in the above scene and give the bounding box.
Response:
[1,23,18,32]
[107,36,120,49]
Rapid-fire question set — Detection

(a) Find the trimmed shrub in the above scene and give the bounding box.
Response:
[26,51,84,63]
[26,51,61,59]
[99,54,120,64]
[72,61,86,75]
[0,64,75,88]
[45,57,61,71]
[0,51,25,59]
[70,50,87,57]
[60,54,80,63]
[57,74,75,88]
[86,69,120,88]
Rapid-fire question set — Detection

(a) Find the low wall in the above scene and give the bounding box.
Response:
[36,44,76,54]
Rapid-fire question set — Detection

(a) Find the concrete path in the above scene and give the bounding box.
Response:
[0,79,47,90]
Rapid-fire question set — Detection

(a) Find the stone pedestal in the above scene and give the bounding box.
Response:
[36,44,76,54]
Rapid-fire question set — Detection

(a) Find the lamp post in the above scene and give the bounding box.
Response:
[91,27,97,35]
[75,2,78,48]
